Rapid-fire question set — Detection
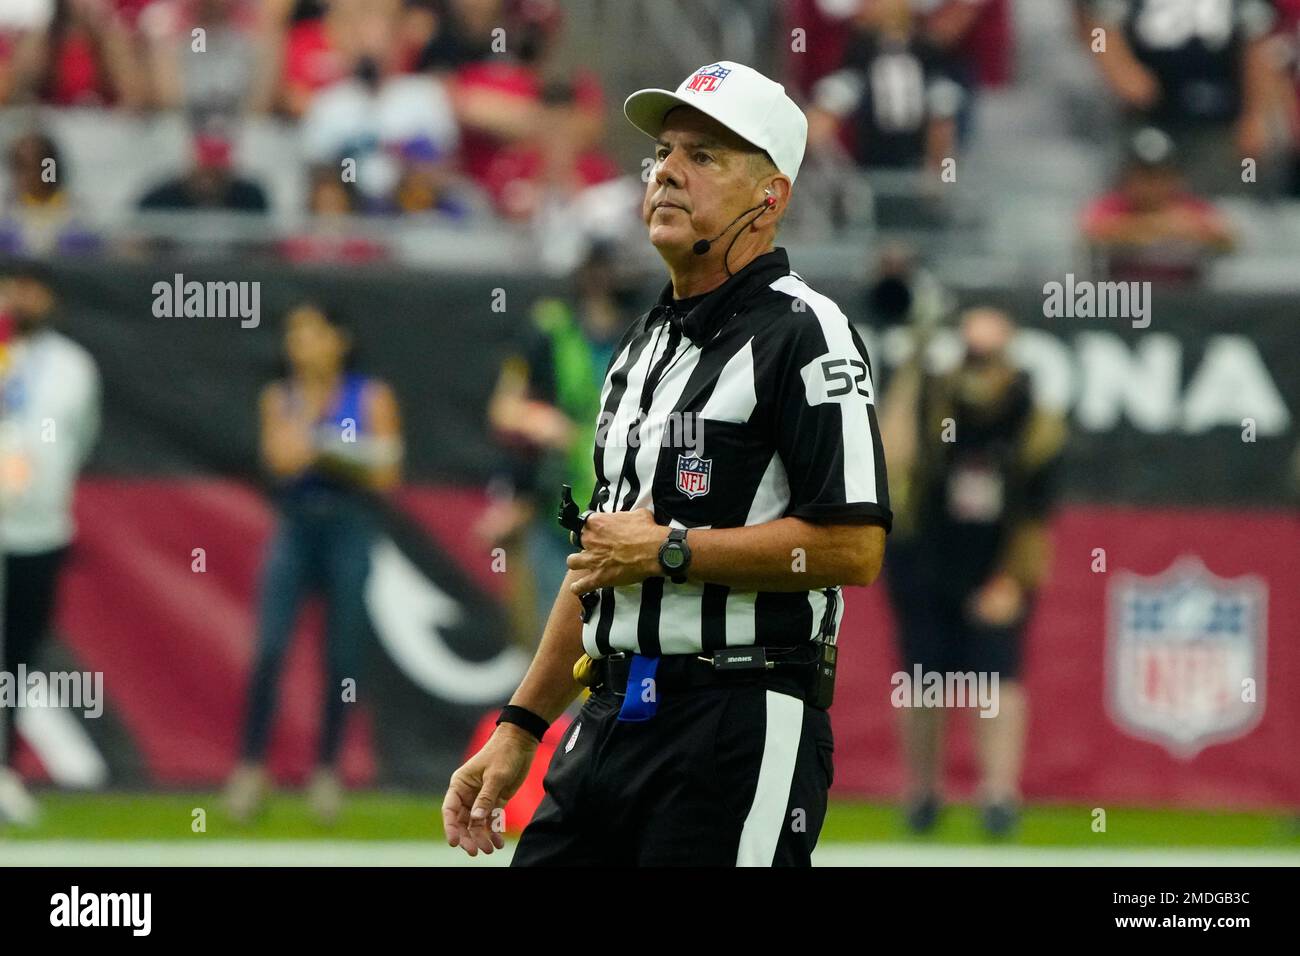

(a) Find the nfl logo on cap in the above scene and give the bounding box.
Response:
[685,63,732,94]
[623,60,809,184]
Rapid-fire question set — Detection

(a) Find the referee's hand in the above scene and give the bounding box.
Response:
[566,508,663,593]
[442,724,538,857]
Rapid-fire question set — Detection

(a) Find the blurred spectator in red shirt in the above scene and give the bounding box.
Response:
[261,0,343,117]
[806,0,962,172]
[139,0,259,114]
[262,0,437,118]
[1082,127,1235,283]
[138,124,268,212]
[450,0,607,189]
[3,0,145,108]
[482,79,619,221]
[0,130,100,256]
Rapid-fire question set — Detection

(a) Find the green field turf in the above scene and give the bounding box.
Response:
[2,792,1298,848]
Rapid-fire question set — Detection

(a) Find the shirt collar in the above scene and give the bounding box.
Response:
[643,247,791,344]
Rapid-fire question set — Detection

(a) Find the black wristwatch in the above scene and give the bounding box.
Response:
[658,527,691,583]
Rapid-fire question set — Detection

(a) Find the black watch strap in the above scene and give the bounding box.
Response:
[660,527,690,583]
[496,704,549,742]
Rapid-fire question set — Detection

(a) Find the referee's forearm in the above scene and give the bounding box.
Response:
[685,517,884,591]
[508,569,587,723]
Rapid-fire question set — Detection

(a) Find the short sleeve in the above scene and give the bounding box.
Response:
[1018,409,1068,521]
[768,298,892,531]
[812,69,865,117]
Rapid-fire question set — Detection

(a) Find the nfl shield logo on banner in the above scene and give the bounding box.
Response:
[676,454,711,498]
[1106,556,1267,760]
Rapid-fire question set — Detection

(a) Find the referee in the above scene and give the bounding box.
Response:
[442,61,891,866]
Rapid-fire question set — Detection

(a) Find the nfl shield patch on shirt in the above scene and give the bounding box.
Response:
[676,454,712,498]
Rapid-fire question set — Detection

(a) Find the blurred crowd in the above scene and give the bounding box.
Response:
[789,0,1299,279]
[0,0,624,260]
[0,0,1297,278]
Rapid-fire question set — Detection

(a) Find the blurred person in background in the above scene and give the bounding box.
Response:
[383,137,478,218]
[879,307,1066,838]
[299,0,460,210]
[450,0,608,194]
[806,0,963,174]
[782,0,866,99]
[139,0,260,115]
[1273,0,1300,194]
[917,0,1013,89]
[481,78,620,221]
[0,2,53,104]
[1082,126,1235,282]
[0,131,99,257]
[0,260,100,827]
[864,241,955,332]
[225,302,402,825]
[913,0,1013,141]
[783,0,1011,109]
[474,240,631,647]
[260,0,358,118]
[2,0,145,108]
[1076,0,1286,195]
[263,0,435,118]
[277,165,389,264]
[137,122,268,212]
[409,0,489,74]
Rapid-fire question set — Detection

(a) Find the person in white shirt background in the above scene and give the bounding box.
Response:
[0,259,101,826]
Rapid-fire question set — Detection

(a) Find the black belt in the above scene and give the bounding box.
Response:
[590,645,820,703]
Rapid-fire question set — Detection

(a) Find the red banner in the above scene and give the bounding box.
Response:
[34,482,1300,808]
[831,506,1300,809]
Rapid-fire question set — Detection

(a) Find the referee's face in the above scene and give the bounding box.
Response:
[644,107,769,259]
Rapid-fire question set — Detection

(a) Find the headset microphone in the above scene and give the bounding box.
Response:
[692,194,776,256]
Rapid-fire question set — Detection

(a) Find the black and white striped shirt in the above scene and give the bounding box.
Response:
[582,247,891,658]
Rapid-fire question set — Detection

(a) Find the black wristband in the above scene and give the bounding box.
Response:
[496,704,549,742]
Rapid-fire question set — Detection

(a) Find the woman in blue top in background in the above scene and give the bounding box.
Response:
[226,301,402,825]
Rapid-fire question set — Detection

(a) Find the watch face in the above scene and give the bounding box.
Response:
[662,545,685,570]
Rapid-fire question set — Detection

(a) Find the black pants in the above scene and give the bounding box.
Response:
[512,679,834,867]
[886,541,1028,680]
[2,547,70,763]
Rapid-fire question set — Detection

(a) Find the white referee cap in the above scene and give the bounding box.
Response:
[624,61,808,184]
